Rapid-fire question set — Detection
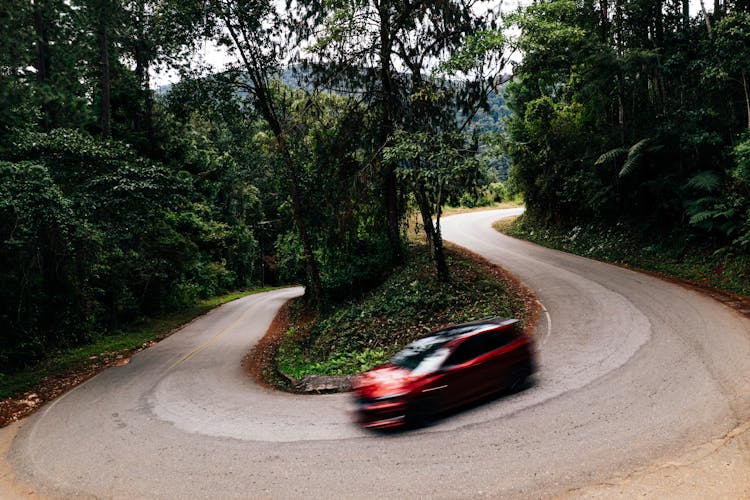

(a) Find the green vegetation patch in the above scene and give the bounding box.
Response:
[0,288,277,400]
[496,216,750,297]
[276,245,527,379]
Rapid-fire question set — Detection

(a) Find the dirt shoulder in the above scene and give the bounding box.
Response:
[563,418,750,498]
[0,422,41,498]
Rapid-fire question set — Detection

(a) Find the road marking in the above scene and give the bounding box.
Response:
[538,299,552,346]
[167,299,263,371]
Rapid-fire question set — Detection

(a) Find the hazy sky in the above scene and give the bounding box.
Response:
[151,0,708,88]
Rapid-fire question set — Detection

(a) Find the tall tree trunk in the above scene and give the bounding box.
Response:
[98,4,111,138]
[414,177,449,281]
[599,0,609,41]
[256,88,324,305]
[682,0,690,31]
[378,0,403,266]
[216,5,324,304]
[743,72,750,131]
[616,0,625,143]
[277,134,324,304]
[655,0,664,45]
[32,0,51,129]
[699,0,712,32]
[133,0,154,145]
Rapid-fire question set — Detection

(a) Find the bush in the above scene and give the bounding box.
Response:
[0,161,91,372]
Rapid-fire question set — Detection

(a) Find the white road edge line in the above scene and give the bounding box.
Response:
[538,299,552,347]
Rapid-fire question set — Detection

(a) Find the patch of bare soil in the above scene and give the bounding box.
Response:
[242,299,292,388]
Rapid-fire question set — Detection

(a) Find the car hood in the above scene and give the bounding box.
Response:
[354,364,413,399]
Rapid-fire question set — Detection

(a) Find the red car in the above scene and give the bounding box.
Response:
[353,317,536,429]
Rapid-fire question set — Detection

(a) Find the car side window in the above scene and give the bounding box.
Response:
[445,329,518,367]
[484,329,517,352]
[445,336,487,366]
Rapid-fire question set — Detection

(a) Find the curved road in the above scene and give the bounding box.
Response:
[3,209,750,498]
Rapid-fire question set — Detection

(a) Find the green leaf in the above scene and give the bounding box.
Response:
[686,171,722,192]
[595,147,628,166]
[619,138,652,178]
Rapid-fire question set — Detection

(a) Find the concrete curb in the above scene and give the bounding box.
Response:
[280,372,355,394]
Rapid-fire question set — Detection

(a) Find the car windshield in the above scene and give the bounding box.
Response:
[390,337,451,371]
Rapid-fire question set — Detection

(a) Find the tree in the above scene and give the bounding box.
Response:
[503,0,750,251]
[385,130,480,280]
[714,11,750,130]
[293,0,505,276]
[171,0,325,303]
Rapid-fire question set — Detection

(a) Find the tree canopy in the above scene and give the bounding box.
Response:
[504,0,750,252]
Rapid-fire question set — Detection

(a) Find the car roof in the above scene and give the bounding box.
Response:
[428,317,518,342]
[391,317,519,362]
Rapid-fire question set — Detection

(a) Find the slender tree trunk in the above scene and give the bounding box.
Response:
[32,0,51,129]
[743,72,750,130]
[134,2,146,136]
[655,0,664,45]
[616,0,625,143]
[277,134,324,304]
[682,0,690,31]
[133,1,154,145]
[98,4,111,138]
[699,0,712,32]
[414,178,449,281]
[599,0,609,41]
[377,0,403,266]
[215,4,324,304]
[257,89,324,304]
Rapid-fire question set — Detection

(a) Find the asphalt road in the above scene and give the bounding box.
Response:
[3,209,750,498]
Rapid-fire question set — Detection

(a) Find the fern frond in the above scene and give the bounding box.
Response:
[686,171,722,192]
[594,147,628,166]
[619,138,651,177]
[688,210,717,224]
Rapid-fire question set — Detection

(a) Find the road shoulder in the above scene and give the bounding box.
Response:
[564,418,750,498]
[0,421,40,498]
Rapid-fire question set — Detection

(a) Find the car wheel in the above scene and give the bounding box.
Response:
[509,362,533,392]
[408,395,437,428]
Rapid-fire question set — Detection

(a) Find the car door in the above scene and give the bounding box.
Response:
[482,327,529,393]
[438,335,492,407]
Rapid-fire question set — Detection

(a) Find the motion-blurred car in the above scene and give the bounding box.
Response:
[353,317,535,429]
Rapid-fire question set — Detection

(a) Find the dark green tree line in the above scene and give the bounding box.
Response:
[0,0,500,374]
[505,0,750,252]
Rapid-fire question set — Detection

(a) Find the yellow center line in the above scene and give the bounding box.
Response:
[167,299,263,371]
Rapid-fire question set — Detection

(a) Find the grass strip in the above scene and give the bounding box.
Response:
[495,216,750,298]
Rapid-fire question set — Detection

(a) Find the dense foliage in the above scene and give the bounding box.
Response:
[0,1,503,375]
[11,0,744,380]
[504,0,750,254]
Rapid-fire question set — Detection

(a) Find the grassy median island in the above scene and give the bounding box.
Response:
[495,216,750,298]
[272,244,534,385]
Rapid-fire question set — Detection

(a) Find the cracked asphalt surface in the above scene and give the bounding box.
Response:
[2,208,749,498]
